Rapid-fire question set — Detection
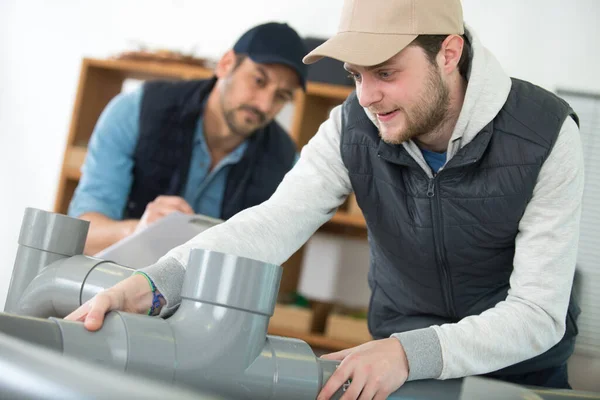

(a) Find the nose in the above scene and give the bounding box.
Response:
[357,77,383,108]
[254,89,274,115]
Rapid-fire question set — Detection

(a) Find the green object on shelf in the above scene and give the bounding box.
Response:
[348,310,368,320]
[292,293,310,308]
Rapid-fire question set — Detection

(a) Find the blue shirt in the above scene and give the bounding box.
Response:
[68,88,248,220]
[420,147,447,174]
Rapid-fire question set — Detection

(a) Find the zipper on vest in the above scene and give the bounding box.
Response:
[427,180,435,197]
[428,176,457,319]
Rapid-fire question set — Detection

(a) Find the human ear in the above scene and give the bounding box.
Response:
[215,50,237,79]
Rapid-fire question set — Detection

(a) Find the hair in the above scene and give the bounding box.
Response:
[410,35,471,80]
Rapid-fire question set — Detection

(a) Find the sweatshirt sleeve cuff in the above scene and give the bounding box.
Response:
[137,257,185,318]
[391,327,443,381]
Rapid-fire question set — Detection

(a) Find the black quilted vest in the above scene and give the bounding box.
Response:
[124,78,297,220]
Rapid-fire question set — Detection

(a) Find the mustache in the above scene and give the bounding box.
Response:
[238,105,266,124]
[369,107,400,115]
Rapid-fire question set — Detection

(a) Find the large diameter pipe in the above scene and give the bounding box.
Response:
[0,331,217,400]
[14,255,133,318]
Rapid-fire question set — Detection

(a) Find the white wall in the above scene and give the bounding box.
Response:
[463,0,600,94]
[0,1,599,387]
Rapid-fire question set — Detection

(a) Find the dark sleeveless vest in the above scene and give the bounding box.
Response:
[340,78,580,375]
[124,78,297,220]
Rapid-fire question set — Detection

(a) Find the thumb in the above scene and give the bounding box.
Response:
[83,293,114,331]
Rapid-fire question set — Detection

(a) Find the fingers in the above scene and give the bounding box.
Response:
[141,196,194,226]
[317,362,352,400]
[65,275,151,331]
[83,293,114,331]
[318,339,408,400]
[153,196,194,214]
[341,372,367,400]
[64,302,91,322]
[143,205,175,224]
[63,292,114,331]
[373,392,389,400]
[357,381,379,400]
[321,347,354,361]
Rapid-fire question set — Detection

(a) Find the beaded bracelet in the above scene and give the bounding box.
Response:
[134,271,164,316]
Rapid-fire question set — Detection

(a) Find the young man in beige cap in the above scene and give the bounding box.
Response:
[67,0,583,398]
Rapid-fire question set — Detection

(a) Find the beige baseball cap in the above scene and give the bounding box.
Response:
[303,0,464,66]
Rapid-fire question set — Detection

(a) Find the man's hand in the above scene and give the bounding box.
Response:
[64,274,155,331]
[136,195,194,232]
[317,338,409,400]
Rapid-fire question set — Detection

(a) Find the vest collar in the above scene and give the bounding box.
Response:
[376,120,495,171]
[180,76,217,122]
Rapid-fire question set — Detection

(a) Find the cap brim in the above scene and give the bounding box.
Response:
[303,31,418,66]
[247,54,306,90]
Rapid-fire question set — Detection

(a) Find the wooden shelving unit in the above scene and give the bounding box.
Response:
[268,326,361,352]
[55,57,369,351]
[55,58,365,227]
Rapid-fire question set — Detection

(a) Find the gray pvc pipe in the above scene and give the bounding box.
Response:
[5,247,65,313]
[81,259,134,302]
[14,255,133,318]
[0,245,499,399]
[4,208,89,313]
[1,248,376,398]
[195,250,337,398]
[5,249,341,398]
[0,206,466,400]
[39,250,379,398]
[2,209,595,399]
[0,332,217,400]
[0,205,457,400]
[0,313,63,352]
[166,249,334,399]
[17,207,89,255]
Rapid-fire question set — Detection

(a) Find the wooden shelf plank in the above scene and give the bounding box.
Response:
[328,212,366,229]
[85,58,354,100]
[306,81,354,101]
[267,326,362,352]
[85,57,214,80]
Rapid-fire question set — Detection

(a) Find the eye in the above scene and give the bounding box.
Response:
[347,72,362,83]
[275,92,291,102]
[378,70,393,80]
[254,76,266,87]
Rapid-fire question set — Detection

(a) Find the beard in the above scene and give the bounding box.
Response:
[374,65,450,145]
[222,105,267,138]
[219,75,268,138]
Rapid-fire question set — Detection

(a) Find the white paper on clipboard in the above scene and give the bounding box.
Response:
[94,212,222,269]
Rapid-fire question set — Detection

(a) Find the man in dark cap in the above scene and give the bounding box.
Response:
[69,22,307,254]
